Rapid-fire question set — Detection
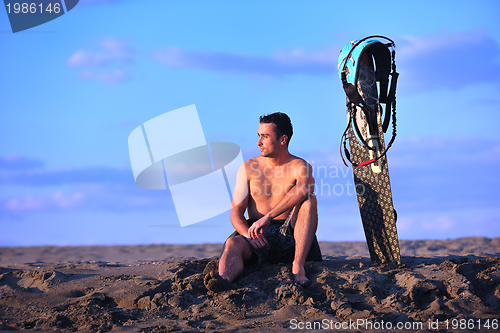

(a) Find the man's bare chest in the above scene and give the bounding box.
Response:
[249,169,296,199]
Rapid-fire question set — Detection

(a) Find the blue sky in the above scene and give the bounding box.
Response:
[1,0,499,246]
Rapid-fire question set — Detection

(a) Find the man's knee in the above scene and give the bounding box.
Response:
[307,193,317,205]
[223,236,250,255]
[300,193,317,212]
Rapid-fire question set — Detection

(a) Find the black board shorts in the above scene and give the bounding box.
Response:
[220,218,322,266]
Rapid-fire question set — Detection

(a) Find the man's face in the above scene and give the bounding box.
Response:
[257,122,283,157]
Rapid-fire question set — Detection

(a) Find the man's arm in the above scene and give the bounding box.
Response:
[248,159,314,239]
[230,163,251,237]
[230,162,270,250]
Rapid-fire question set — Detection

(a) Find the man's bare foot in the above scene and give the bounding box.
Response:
[292,264,310,287]
[202,260,219,275]
[204,271,231,292]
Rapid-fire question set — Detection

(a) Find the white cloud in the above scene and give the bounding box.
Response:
[3,191,85,212]
[0,183,172,215]
[397,31,500,91]
[154,47,337,77]
[66,38,135,84]
[67,38,134,66]
[154,31,500,92]
[397,209,500,240]
[422,215,455,232]
[0,155,44,170]
[79,68,130,85]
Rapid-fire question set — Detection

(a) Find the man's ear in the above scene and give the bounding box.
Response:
[280,135,288,145]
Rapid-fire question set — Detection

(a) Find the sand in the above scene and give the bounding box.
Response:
[0,237,499,332]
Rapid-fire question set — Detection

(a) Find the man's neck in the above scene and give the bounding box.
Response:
[265,151,291,168]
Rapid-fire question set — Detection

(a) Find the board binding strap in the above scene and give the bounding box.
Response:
[338,36,401,264]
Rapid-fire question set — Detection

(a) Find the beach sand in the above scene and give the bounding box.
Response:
[0,237,499,332]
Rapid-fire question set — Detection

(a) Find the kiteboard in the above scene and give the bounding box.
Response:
[338,36,401,264]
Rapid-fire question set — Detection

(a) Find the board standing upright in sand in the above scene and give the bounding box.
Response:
[338,36,401,264]
[204,112,322,292]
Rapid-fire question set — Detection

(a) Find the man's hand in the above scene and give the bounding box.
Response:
[247,234,269,250]
[248,215,271,239]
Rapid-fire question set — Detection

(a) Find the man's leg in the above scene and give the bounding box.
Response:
[219,236,253,282]
[290,193,318,286]
[204,236,252,292]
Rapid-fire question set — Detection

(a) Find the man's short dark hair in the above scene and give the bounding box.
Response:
[259,112,293,146]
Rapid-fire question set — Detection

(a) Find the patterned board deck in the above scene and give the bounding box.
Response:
[348,52,401,264]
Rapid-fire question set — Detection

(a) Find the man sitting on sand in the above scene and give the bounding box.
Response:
[204,112,322,292]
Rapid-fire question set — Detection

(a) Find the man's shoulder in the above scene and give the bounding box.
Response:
[244,156,263,166]
[288,154,309,167]
[241,157,263,174]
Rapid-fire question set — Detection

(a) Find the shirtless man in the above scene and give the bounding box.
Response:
[204,112,321,292]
